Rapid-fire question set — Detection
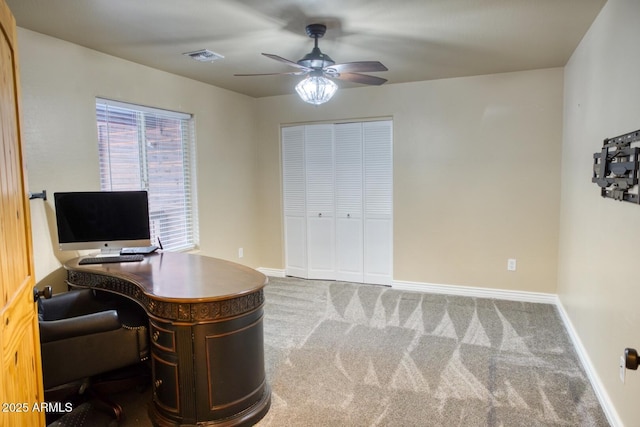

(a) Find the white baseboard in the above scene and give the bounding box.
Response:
[555,300,622,427]
[256,267,286,277]
[392,279,557,304]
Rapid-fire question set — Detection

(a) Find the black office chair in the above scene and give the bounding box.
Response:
[37,287,150,422]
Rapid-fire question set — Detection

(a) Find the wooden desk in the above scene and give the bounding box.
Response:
[64,252,271,426]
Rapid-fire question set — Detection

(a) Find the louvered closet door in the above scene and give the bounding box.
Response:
[363,121,393,285]
[282,126,307,278]
[335,123,364,282]
[305,124,335,280]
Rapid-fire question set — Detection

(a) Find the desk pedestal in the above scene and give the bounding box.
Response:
[148,305,270,426]
[65,253,271,426]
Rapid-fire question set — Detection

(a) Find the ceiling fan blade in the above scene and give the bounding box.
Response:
[261,53,310,70]
[326,61,388,74]
[333,72,388,86]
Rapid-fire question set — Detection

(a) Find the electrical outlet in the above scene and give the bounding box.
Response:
[238,248,244,258]
[507,258,517,271]
[620,355,626,383]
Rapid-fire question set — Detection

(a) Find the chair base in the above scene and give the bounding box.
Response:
[46,402,118,427]
[44,363,150,426]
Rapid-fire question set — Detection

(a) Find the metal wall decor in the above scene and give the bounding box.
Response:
[592,129,640,203]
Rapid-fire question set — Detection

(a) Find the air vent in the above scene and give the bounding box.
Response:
[183,49,224,63]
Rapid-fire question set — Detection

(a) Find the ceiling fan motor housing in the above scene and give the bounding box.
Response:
[298,24,335,69]
[305,24,327,38]
[298,48,335,69]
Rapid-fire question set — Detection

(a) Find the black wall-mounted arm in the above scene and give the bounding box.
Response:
[29,190,47,201]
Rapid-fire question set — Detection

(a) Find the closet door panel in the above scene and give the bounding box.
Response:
[305,124,335,279]
[363,218,392,285]
[306,215,335,279]
[305,125,335,215]
[363,121,393,285]
[363,121,393,217]
[284,216,307,278]
[335,123,362,218]
[335,218,363,282]
[282,126,307,277]
[335,123,364,282]
[282,126,306,216]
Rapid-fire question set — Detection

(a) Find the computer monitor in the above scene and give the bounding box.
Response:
[54,191,152,255]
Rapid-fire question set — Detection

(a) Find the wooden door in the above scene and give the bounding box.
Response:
[0,1,45,425]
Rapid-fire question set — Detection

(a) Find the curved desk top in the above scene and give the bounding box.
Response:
[65,252,268,323]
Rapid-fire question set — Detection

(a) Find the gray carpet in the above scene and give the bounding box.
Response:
[256,277,609,427]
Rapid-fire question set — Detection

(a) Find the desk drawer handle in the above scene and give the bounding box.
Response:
[153,331,160,341]
[155,379,163,388]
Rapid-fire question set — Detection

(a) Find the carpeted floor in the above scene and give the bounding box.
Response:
[110,276,608,426]
[256,277,609,427]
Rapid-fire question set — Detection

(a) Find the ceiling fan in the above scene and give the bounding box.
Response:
[235,23,388,104]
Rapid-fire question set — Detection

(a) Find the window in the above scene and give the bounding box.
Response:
[96,98,198,251]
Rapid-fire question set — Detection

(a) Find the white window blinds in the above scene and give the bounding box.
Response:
[96,98,198,251]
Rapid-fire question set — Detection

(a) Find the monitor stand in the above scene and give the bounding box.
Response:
[94,248,121,257]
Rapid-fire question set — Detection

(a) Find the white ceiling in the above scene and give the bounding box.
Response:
[7,0,606,98]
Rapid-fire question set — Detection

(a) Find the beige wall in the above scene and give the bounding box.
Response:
[18,28,564,296]
[17,28,260,287]
[256,68,563,294]
[19,29,563,297]
[560,0,640,424]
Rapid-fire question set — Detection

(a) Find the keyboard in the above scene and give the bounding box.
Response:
[79,254,145,265]
[120,245,159,255]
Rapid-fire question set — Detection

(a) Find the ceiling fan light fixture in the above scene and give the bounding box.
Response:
[295,75,338,105]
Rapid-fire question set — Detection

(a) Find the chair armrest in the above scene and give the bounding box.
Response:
[39,289,113,320]
[39,310,121,343]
